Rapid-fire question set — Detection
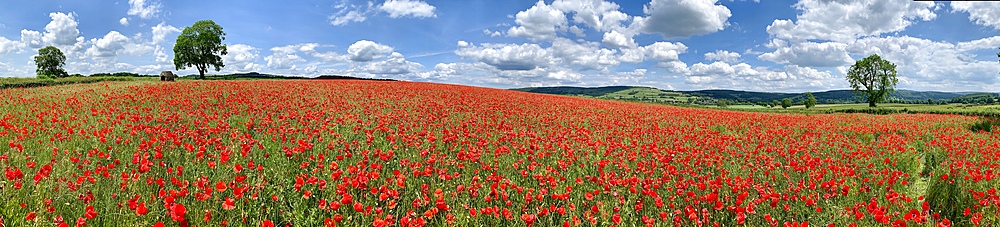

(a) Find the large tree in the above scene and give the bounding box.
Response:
[173,20,227,79]
[781,98,792,109]
[804,92,817,109]
[846,54,898,108]
[35,46,68,78]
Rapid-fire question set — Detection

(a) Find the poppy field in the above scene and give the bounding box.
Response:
[0,80,998,227]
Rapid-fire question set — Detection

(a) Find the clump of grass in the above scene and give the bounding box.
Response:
[968,117,999,132]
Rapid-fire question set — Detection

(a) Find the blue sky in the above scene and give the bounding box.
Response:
[0,0,999,92]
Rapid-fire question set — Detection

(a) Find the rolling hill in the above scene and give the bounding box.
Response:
[514,86,984,104]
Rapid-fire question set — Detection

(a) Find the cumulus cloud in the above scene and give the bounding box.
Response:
[0,37,26,56]
[704,50,740,63]
[265,45,309,70]
[640,0,732,38]
[151,22,181,44]
[120,17,129,26]
[601,30,635,48]
[19,30,44,48]
[330,0,437,26]
[758,41,852,67]
[85,31,134,61]
[127,0,162,19]
[550,38,619,71]
[347,40,394,62]
[766,0,936,42]
[455,42,553,71]
[30,12,84,47]
[379,0,437,18]
[642,42,686,62]
[357,52,423,75]
[551,0,631,32]
[507,1,568,41]
[224,44,262,72]
[952,2,1000,30]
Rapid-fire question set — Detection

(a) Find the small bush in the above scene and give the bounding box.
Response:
[968,117,999,132]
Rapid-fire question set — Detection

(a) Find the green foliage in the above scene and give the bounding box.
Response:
[968,117,999,132]
[950,93,999,104]
[925,166,979,226]
[804,92,817,108]
[716,99,728,108]
[847,54,898,108]
[0,76,134,89]
[780,98,792,109]
[34,46,68,78]
[174,20,228,79]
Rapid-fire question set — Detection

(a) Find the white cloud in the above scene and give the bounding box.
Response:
[330,10,367,26]
[85,31,130,60]
[551,0,630,32]
[127,0,162,19]
[758,41,852,67]
[151,22,181,44]
[154,46,171,64]
[601,30,635,48]
[40,12,83,47]
[952,2,1000,30]
[0,37,26,56]
[120,17,129,26]
[766,0,936,42]
[704,50,740,63]
[956,36,1000,52]
[550,38,620,71]
[265,45,308,70]
[347,40,394,62]
[379,0,437,18]
[19,30,44,48]
[455,42,553,71]
[507,1,568,41]
[640,0,731,38]
[784,65,832,80]
[224,44,262,72]
[357,52,423,75]
[642,41,688,63]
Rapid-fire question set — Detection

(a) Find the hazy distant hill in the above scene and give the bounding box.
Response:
[514,86,979,104]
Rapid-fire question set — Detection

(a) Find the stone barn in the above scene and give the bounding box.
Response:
[160,71,176,81]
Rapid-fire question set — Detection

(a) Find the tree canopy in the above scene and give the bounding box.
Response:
[847,54,898,108]
[804,92,817,109]
[35,46,68,78]
[173,20,227,79]
[781,98,792,109]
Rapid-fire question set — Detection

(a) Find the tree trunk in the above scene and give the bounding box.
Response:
[869,99,877,108]
[198,65,206,80]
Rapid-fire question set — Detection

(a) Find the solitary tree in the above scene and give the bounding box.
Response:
[173,20,227,79]
[716,99,728,108]
[781,98,793,109]
[846,54,898,108]
[771,100,781,109]
[804,92,817,108]
[35,46,68,78]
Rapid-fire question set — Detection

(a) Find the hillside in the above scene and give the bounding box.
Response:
[514,86,697,103]
[515,86,980,104]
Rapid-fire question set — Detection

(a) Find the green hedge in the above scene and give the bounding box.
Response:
[0,76,135,89]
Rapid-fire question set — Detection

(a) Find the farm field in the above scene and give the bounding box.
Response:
[1,80,998,227]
